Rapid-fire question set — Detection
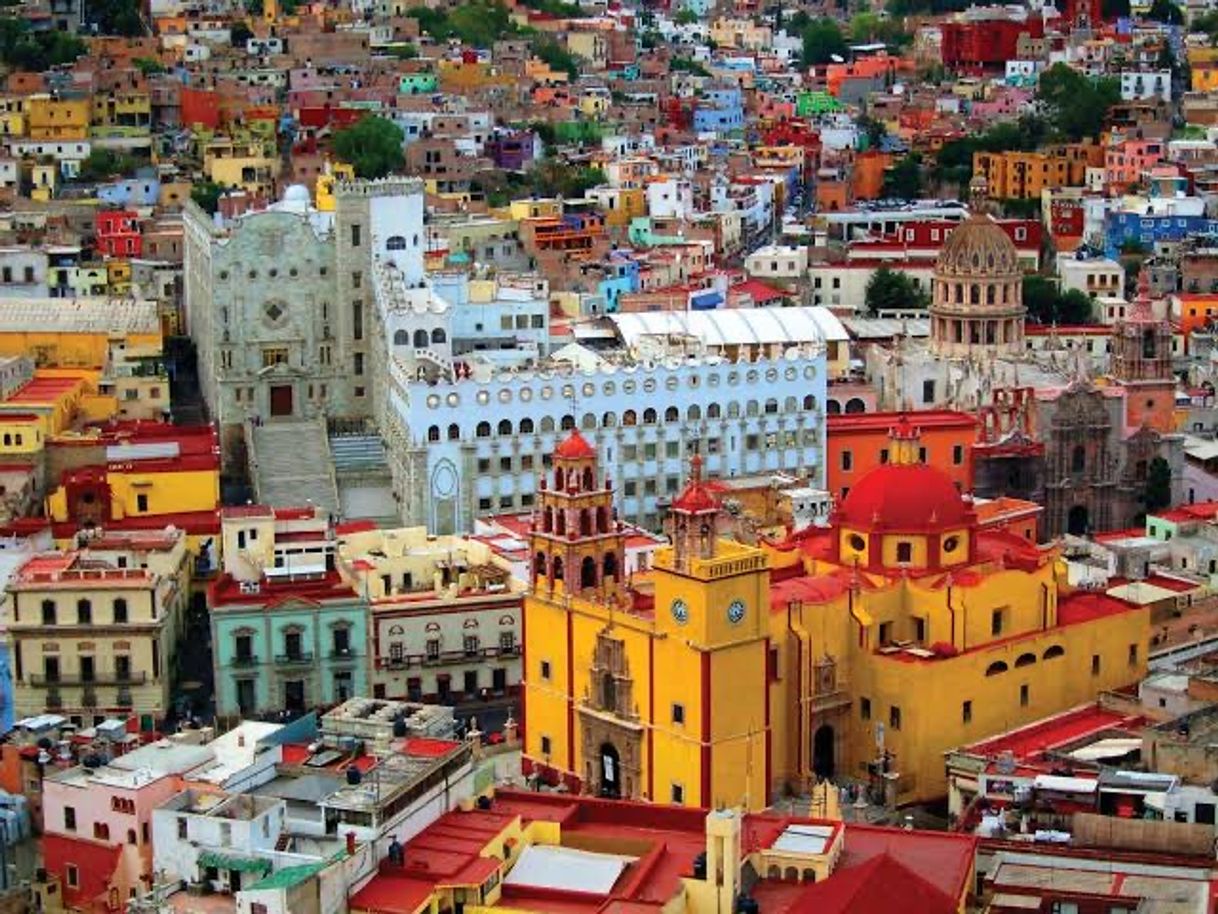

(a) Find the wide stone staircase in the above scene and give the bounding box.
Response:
[330,429,399,526]
[247,418,340,516]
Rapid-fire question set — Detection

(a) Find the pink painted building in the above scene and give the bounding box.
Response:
[42,741,212,912]
[1105,138,1165,193]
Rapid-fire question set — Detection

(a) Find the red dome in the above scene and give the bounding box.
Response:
[671,454,720,514]
[836,462,972,531]
[554,429,596,460]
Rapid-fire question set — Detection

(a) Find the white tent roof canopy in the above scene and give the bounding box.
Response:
[609,306,848,350]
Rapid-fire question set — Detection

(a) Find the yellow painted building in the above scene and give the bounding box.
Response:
[523,431,770,810]
[6,528,190,725]
[524,423,1150,806]
[0,112,25,136]
[90,91,152,128]
[0,297,161,369]
[26,95,90,141]
[1190,46,1218,91]
[315,160,356,211]
[202,139,279,197]
[30,163,57,201]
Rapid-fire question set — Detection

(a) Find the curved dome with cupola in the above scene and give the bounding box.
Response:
[929,174,1026,358]
[832,418,977,573]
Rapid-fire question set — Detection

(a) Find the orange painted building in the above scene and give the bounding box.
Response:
[1171,292,1218,336]
[827,410,977,501]
[852,149,891,201]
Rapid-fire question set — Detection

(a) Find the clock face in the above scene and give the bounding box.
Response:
[671,599,689,625]
[727,599,746,625]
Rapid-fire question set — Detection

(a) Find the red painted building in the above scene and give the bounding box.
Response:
[1048,197,1086,247]
[95,210,142,258]
[178,87,220,130]
[850,219,1042,270]
[940,15,1045,71]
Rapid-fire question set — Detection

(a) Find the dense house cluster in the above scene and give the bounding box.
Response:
[8,0,1218,909]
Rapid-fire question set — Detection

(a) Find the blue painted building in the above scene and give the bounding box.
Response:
[379,299,837,534]
[98,175,161,207]
[693,86,745,134]
[1103,211,1218,256]
[596,256,641,312]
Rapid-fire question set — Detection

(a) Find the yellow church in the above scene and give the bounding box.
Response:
[522,423,1150,808]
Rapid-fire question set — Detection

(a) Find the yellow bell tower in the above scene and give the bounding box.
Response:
[522,443,772,810]
[263,0,278,25]
[650,455,771,810]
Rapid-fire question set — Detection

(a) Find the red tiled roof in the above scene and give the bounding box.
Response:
[731,278,789,304]
[779,852,958,913]
[836,824,976,903]
[349,872,435,914]
[1057,591,1140,625]
[964,703,1143,762]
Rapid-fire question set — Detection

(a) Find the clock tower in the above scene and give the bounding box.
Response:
[522,440,772,810]
[650,456,772,809]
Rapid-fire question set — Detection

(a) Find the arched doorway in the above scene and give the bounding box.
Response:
[599,742,621,798]
[1067,505,1089,536]
[812,724,835,779]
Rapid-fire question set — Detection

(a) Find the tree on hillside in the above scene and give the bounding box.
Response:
[78,148,141,182]
[882,154,923,200]
[1145,457,1173,512]
[332,116,405,179]
[1147,0,1183,23]
[87,0,144,35]
[800,18,847,67]
[0,19,85,70]
[1022,276,1097,325]
[191,180,225,215]
[865,266,928,315]
[1036,63,1121,142]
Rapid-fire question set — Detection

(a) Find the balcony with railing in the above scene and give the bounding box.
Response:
[274,652,315,666]
[231,654,259,667]
[377,644,519,670]
[29,671,148,686]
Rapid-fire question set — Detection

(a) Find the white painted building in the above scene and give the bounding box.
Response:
[1120,69,1172,101]
[1057,253,1124,301]
[744,244,809,283]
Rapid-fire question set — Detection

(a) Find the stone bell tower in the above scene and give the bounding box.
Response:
[530,429,626,600]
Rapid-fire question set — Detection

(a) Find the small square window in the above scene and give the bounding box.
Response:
[1020,684,1029,707]
[1129,643,1138,666]
[671,783,684,804]
[860,697,871,721]
[889,706,902,730]
[672,703,685,725]
[962,700,972,724]
[1091,654,1101,675]
[540,735,551,756]
[540,660,552,680]
[896,542,912,564]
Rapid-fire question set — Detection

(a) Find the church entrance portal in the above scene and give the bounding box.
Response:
[270,385,293,417]
[812,725,835,779]
[1067,505,1089,536]
[599,742,622,798]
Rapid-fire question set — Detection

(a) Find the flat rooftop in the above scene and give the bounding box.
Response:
[0,298,159,334]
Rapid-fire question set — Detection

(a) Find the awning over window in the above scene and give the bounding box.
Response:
[197,851,272,874]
